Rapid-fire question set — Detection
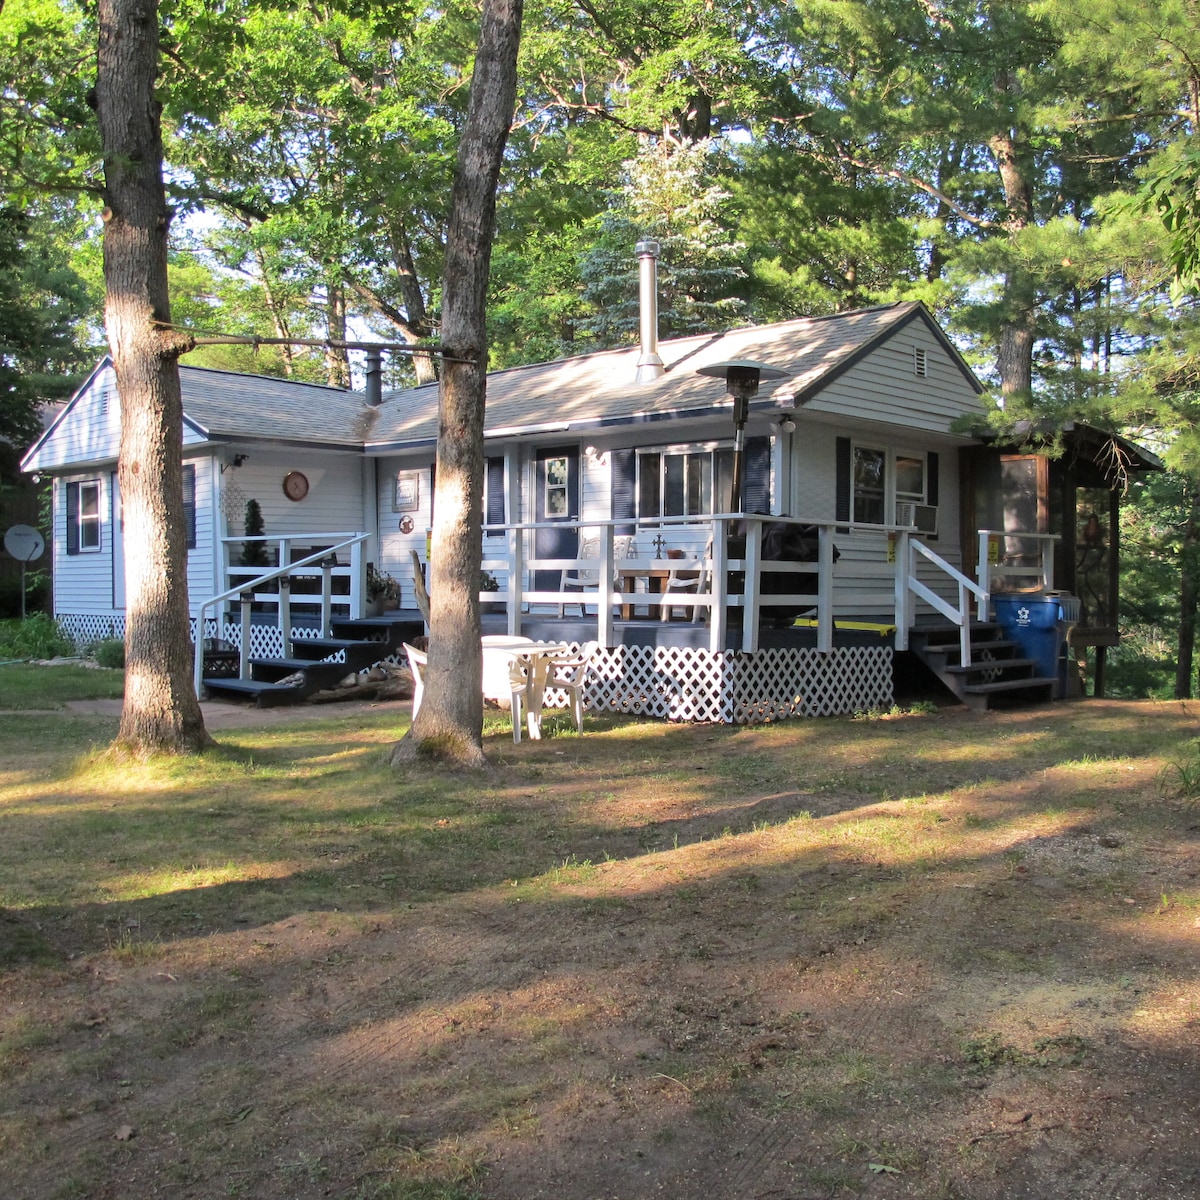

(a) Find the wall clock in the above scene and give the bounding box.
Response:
[283,471,309,501]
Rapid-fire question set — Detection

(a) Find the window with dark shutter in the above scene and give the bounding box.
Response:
[65,481,80,555]
[610,447,636,534]
[742,437,771,514]
[485,457,505,536]
[182,463,197,550]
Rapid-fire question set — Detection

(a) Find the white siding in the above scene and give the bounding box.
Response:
[54,472,118,618]
[219,451,366,540]
[186,453,219,609]
[374,454,436,609]
[803,322,982,436]
[31,366,124,471]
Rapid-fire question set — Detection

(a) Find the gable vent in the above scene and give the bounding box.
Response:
[913,346,928,377]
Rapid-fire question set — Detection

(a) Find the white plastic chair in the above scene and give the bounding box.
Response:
[481,643,530,743]
[660,538,712,622]
[561,536,638,616]
[403,643,426,717]
[548,640,598,733]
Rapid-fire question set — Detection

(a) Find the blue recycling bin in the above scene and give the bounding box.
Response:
[991,593,1070,692]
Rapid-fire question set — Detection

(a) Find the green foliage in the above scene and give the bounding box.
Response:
[91,637,126,670]
[240,499,270,567]
[0,613,73,660]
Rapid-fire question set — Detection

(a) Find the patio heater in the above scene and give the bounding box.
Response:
[696,359,789,512]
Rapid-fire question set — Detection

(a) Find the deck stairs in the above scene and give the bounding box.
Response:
[201,613,423,707]
[908,620,1057,710]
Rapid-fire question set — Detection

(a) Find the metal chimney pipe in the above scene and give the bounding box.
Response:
[364,347,384,406]
[634,239,665,384]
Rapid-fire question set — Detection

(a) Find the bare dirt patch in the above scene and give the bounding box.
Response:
[2,699,1199,1199]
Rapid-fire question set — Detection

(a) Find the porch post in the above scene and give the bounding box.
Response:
[976,531,993,622]
[506,524,523,636]
[893,529,912,651]
[742,517,762,654]
[710,518,728,654]
[349,539,364,618]
[598,524,615,648]
[816,525,835,653]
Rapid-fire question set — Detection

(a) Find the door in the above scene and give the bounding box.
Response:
[534,447,580,594]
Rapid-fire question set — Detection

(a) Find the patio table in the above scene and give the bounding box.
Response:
[482,638,572,740]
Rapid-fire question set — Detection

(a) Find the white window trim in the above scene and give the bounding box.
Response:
[78,479,102,553]
[851,443,928,526]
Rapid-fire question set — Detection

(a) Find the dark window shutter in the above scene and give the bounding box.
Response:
[485,456,505,536]
[835,437,851,523]
[743,436,771,514]
[65,481,80,555]
[611,447,636,534]
[182,464,197,550]
[927,451,939,507]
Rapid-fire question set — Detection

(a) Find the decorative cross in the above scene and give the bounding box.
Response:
[653,533,667,559]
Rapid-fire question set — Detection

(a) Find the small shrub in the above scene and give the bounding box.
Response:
[0,613,74,660]
[92,638,126,670]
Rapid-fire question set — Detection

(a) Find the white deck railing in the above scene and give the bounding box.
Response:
[476,514,991,656]
[194,532,367,695]
[975,530,1057,620]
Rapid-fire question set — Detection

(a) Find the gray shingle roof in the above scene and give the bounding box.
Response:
[180,366,375,446]
[367,301,979,449]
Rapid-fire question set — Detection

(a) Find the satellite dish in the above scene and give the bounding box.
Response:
[4,524,44,563]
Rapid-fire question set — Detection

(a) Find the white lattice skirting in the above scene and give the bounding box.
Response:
[58,616,892,724]
[60,616,306,663]
[571,644,893,723]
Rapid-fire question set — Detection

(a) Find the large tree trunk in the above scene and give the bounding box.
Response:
[95,0,212,754]
[1175,482,1200,700]
[388,0,523,766]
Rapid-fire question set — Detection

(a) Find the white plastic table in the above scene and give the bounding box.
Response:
[481,638,572,740]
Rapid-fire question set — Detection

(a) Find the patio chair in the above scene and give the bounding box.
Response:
[560,537,638,616]
[403,643,427,717]
[481,642,530,743]
[548,640,599,733]
[660,538,712,622]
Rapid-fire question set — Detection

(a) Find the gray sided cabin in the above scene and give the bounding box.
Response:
[20,300,1155,719]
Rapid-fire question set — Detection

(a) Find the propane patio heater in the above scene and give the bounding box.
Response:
[696,359,789,512]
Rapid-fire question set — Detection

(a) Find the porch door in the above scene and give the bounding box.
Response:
[999,454,1049,584]
[534,447,579,594]
[111,470,125,610]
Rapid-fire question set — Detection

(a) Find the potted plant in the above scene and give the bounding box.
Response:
[366,563,401,615]
[480,569,503,614]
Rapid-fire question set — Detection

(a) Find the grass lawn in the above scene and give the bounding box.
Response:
[0,662,125,710]
[1,695,1198,1199]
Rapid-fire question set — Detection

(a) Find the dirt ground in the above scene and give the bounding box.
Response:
[3,699,1199,1200]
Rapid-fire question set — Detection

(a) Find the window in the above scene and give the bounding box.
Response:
[851,446,929,526]
[637,449,736,519]
[66,480,102,554]
[183,463,197,550]
[543,455,569,516]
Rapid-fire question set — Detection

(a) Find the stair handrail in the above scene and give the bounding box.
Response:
[895,533,989,667]
[194,532,368,698]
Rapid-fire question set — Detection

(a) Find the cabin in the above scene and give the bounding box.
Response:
[20,272,1156,718]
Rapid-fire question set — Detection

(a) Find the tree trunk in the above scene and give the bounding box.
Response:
[324,280,351,387]
[95,0,212,755]
[988,123,1037,406]
[1175,482,1200,699]
[388,0,523,767]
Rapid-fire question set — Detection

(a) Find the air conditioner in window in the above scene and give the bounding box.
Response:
[895,502,939,536]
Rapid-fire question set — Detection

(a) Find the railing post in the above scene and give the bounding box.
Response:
[320,557,333,637]
[239,591,253,679]
[1040,539,1054,591]
[893,529,912,651]
[959,582,971,666]
[710,518,728,653]
[507,525,524,636]
[817,525,834,653]
[742,518,762,654]
[977,531,993,622]
[598,525,615,648]
[193,601,207,698]
[350,539,364,618]
[277,576,292,656]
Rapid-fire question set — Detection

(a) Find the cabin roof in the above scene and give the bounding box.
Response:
[366,301,983,450]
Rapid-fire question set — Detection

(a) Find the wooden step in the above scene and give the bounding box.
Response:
[962,676,1056,697]
[200,677,310,707]
[944,656,1043,677]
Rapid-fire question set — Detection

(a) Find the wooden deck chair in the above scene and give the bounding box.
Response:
[661,538,712,622]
